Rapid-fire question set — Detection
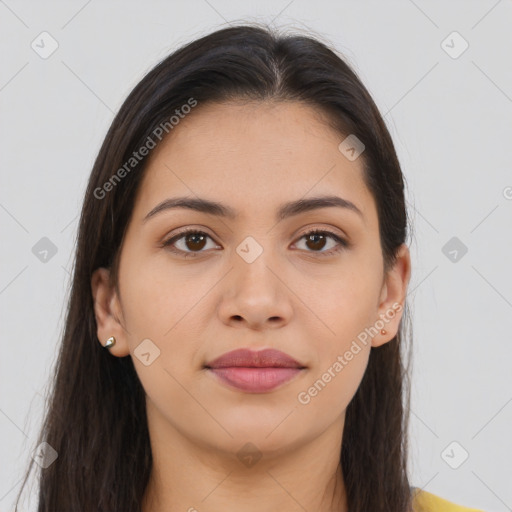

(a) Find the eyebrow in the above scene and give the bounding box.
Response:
[142,194,364,224]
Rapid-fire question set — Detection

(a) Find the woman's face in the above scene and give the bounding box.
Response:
[92,100,410,457]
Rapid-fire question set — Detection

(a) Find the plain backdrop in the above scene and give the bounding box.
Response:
[1,1,511,511]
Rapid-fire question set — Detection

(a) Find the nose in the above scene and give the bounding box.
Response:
[217,252,294,331]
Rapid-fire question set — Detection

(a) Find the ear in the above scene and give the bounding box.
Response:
[371,243,411,348]
[91,267,130,357]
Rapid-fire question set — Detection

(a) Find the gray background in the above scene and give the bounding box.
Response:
[1,1,511,510]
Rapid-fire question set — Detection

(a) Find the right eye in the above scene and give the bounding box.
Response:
[162,229,219,258]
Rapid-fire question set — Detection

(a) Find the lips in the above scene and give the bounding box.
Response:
[206,348,304,369]
[205,348,306,393]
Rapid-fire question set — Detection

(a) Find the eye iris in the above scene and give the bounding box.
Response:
[306,233,326,251]
[185,233,207,251]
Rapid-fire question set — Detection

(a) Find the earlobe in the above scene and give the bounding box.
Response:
[91,267,130,356]
[371,243,411,348]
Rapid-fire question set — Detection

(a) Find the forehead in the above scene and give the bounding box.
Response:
[134,101,376,226]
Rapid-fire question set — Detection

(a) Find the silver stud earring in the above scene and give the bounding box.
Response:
[104,336,116,349]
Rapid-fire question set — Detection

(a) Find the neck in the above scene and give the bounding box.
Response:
[141,402,348,512]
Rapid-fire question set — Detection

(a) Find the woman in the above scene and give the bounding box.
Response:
[15,23,483,512]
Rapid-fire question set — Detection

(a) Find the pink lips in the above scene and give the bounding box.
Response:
[205,348,305,393]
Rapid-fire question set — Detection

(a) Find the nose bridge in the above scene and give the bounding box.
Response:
[233,234,281,298]
[218,234,293,327]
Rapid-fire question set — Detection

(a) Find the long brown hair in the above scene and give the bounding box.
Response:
[15,23,413,512]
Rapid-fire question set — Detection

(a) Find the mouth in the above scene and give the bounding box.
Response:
[204,348,306,393]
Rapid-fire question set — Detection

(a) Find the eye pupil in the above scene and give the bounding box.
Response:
[306,233,326,251]
[186,233,207,251]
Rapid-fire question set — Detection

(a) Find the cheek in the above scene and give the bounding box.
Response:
[303,350,370,410]
[307,269,381,345]
[297,301,373,417]
[300,261,380,402]
[120,253,207,338]
[117,260,208,397]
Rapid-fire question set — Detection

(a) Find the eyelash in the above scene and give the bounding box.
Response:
[161,228,349,259]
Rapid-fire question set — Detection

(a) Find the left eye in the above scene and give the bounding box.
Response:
[294,230,348,255]
[162,229,348,258]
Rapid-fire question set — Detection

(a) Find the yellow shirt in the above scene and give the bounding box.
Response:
[413,488,485,511]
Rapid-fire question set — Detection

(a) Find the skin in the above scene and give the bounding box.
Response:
[91,100,411,512]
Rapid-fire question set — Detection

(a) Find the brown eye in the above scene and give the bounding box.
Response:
[162,229,217,258]
[182,232,207,251]
[295,229,348,256]
[305,233,328,251]
[163,228,348,259]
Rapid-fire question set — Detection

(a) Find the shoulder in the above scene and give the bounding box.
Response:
[412,488,485,512]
